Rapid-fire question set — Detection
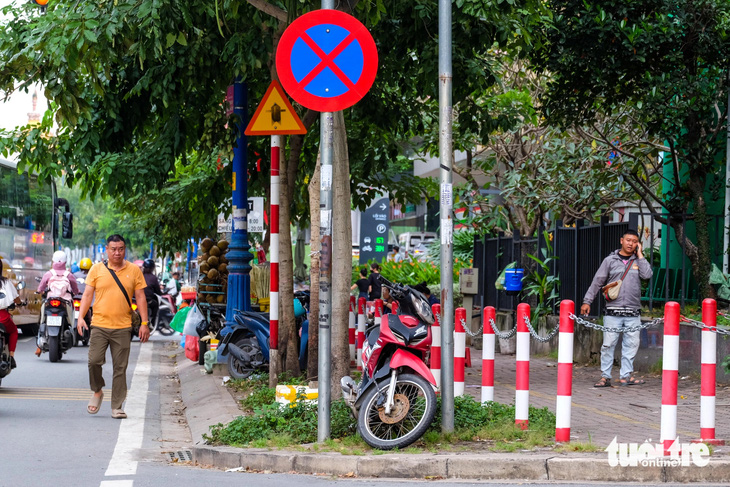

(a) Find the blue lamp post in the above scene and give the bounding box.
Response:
[224,79,254,322]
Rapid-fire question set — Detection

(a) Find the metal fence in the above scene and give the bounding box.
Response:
[473,213,726,315]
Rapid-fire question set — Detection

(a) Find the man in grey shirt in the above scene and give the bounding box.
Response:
[581,229,653,387]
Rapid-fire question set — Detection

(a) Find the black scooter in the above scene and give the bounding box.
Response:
[37,294,75,362]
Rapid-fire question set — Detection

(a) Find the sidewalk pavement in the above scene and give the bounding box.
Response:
[177,347,730,482]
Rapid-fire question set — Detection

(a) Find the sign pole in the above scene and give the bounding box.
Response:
[318,0,335,444]
[439,0,455,433]
[225,79,254,329]
[269,135,281,373]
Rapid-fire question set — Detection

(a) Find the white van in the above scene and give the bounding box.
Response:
[397,232,437,258]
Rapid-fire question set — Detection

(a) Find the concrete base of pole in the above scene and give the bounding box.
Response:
[269,348,279,387]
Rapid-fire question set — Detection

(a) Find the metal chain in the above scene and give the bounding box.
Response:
[461,318,484,338]
[487,318,517,340]
[569,313,664,333]
[523,315,560,343]
[680,316,730,337]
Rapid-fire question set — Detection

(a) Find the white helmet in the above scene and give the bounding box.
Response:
[52,250,68,264]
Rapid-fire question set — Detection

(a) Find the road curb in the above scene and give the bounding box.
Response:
[191,445,730,482]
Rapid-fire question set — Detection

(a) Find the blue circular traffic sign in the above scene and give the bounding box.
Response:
[276,10,378,112]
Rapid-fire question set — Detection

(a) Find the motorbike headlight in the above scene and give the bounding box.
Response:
[411,293,435,325]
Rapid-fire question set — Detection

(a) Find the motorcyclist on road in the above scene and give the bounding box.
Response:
[142,259,162,325]
[36,251,79,356]
[0,259,24,369]
[74,257,93,293]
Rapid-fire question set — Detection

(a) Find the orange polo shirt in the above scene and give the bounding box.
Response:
[86,261,146,329]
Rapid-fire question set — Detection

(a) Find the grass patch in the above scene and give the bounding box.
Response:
[206,393,558,453]
[555,441,602,453]
[227,372,308,412]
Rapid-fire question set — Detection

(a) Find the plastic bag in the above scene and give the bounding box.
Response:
[495,261,517,290]
[170,306,191,333]
[183,304,204,337]
[184,335,199,362]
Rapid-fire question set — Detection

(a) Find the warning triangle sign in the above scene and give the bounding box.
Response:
[245,80,307,136]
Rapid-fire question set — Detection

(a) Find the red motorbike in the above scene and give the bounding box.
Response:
[341,275,437,450]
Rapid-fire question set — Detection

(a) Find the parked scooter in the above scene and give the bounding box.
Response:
[72,294,91,346]
[340,275,438,450]
[221,295,310,380]
[150,294,176,336]
[0,283,27,387]
[38,294,75,362]
[221,310,271,380]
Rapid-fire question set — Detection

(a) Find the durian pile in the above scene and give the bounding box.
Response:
[197,238,229,303]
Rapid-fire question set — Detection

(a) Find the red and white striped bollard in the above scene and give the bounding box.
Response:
[697,299,724,445]
[430,303,441,390]
[481,306,496,403]
[555,300,574,443]
[660,301,680,455]
[357,297,366,371]
[515,302,530,430]
[454,307,466,397]
[349,296,356,366]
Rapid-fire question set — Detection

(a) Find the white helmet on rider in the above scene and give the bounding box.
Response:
[52,250,68,264]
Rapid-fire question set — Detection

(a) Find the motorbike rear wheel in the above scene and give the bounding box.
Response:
[357,372,437,450]
[227,336,261,380]
[48,335,61,363]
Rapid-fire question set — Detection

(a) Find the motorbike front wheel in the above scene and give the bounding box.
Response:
[48,335,61,363]
[157,318,175,336]
[357,372,437,450]
[227,336,261,380]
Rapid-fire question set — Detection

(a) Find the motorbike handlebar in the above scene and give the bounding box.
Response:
[376,274,408,298]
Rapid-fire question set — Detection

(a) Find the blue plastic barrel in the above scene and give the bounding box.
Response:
[504,268,524,292]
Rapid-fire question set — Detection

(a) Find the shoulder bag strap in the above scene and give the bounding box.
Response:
[619,257,634,281]
[105,263,132,309]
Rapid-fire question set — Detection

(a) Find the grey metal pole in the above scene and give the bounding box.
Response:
[317,0,335,444]
[722,68,730,274]
[438,0,454,433]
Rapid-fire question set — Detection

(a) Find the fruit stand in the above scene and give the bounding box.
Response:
[197,238,229,304]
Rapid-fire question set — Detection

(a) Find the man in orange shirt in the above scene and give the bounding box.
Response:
[77,235,150,418]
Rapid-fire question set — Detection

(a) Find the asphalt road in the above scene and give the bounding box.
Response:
[1,331,723,487]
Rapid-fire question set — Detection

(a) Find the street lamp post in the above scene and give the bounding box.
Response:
[225,79,254,324]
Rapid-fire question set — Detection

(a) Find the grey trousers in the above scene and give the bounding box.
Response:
[88,326,132,409]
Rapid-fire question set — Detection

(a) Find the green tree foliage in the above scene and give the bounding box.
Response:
[535,0,730,298]
[56,183,150,257]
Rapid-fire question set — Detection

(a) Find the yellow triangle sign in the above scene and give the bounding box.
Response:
[245,80,307,136]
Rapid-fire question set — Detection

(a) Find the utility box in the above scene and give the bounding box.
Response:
[459,268,479,295]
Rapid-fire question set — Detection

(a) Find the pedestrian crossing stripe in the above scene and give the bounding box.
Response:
[0,387,110,401]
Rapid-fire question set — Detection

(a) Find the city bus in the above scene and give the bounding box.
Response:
[0,156,72,335]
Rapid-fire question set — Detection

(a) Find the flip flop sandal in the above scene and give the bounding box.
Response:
[619,377,645,386]
[87,392,103,414]
[111,409,127,419]
[594,377,611,388]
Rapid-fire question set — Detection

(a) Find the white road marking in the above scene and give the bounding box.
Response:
[103,344,152,478]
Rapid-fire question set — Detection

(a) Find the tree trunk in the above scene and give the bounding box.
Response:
[675,175,718,301]
[330,111,352,399]
[307,158,321,382]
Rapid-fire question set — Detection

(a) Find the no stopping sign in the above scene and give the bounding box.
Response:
[276,9,378,112]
